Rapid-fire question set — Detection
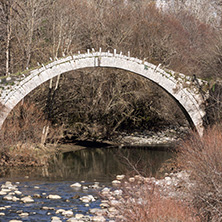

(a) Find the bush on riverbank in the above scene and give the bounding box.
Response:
[0,101,63,166]
[176,126,222,221]
[110,181,199,222]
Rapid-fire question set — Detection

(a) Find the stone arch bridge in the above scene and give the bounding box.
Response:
[0,49,209,136]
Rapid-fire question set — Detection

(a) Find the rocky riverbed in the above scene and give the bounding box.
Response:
[0,170,191,222]
[114,126,189,147]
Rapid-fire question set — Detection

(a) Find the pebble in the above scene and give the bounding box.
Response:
[111,180,121,185]
[70,182,82,188]
[9,220,23,222]
[128,177,135,183]
[62,210,73,217]
[67,218,80,222]
[80,195,96,203]
[21,196,34,203]
[116,175,125,180]
[47,194,62,200]
[0,212,5,216]
[51,216,62,222]
[0,191,7,195]
[14,191,22,195]
[75,213,84,219]
[19,212,29,217]
[56,209,66,214]
[3,195,13,201]
[91,215,106,221]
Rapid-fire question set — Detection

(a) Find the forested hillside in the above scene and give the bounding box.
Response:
[1,0,222,140]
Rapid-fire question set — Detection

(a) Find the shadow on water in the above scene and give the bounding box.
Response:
[0,146,174,182]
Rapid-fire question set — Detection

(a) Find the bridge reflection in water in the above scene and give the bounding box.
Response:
[0,147,173,182]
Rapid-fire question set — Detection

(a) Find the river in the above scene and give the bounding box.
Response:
[0,146,173,221]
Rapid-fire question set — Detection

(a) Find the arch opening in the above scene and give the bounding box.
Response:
[0,52,206,136]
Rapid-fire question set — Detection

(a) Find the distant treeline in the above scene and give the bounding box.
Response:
[1,0,222,79]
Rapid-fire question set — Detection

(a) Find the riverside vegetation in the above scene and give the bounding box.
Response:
[0,0,222,221]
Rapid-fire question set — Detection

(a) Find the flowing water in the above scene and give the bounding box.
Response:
[0,147,173,221]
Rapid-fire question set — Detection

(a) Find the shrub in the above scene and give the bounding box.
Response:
[0,100,63,166]
[176,126,222,221]
[115,182,199,222]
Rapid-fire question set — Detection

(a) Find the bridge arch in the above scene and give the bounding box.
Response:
[0,50,207,136]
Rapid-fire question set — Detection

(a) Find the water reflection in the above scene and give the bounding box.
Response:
[0,147,173,182]
[44,147,173,181]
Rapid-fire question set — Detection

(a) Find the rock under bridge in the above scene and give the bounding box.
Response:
[0,49,208,136]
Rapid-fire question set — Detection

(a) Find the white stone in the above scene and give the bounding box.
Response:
[21,196,34,203]
[116,175,125,180]
[12,196,20,202]
[3,195,13,201]
[47,194,62,200]
[80,194,96,203]
[14,191,22,195]
[114,189,123,196]
[110,199,119,206]
[62,210,73,217]
[0,212,5,216]
[70,183,81,188]
[128,177,135,183]
[0,191,7,195]
[9,220,23,222]
[112,180,121,185]
[75,213,84,219]
[19,212,29,217]
[91,215,106,221]
[55,209,65,214]
[67,218,79,222]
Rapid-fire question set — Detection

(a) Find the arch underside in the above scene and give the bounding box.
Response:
[0,53,206,136]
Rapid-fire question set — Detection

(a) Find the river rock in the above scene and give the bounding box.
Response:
[3,195,13,201]
[47,194,62,200]
[55,209,66,214]
[21,196,34,203]
[113,189,123,196]
[92,182,100,189]
[75,213,84,219]
[91,215,106,221]
[116,175,125,180]
[100,202,109,208]
[111,180,121,185]
[0,191,7,195]
[19,212,29,217]
[14,191,22,195]
[70,182,81,188]
[80,195,96,203]
[62,210,73,217]
[0,212,5,216]
[33,193,41,198]
[51,216,62,222]
[12,196,20,202]
[67,218,81,222]
[9,220,23,222]
[41,206,55,211]
[128,177,135,183]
